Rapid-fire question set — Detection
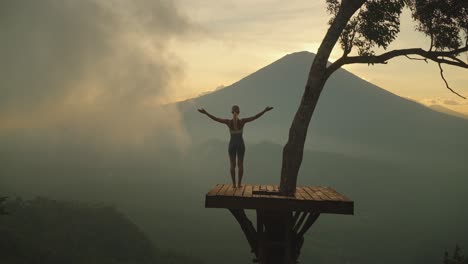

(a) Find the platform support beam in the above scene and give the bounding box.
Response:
[229,209,258,257]
[229,209,320,264]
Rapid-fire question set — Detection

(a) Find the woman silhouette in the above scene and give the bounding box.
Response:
[198,105,273,188]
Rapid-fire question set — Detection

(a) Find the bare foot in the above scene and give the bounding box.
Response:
[237,184,242,188]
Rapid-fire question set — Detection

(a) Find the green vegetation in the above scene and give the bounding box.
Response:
[444,245,468,264]
[0,196,7,215]
[0,197,203,264]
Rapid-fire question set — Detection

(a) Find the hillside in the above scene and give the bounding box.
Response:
[0,197,203,264]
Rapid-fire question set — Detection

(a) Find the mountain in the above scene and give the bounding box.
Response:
[177,51,468,160]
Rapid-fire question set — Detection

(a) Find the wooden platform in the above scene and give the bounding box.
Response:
[205,184,353,215]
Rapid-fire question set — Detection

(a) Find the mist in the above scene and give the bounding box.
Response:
[0,0,191,150]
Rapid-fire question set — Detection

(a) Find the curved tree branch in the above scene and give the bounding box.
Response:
[445,55,467,65]
[329,46,468,71]
[438,63,467,99]
[326,45,468,98]
[404,55,428,63]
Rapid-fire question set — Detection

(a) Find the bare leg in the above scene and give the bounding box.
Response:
[237,158,244,188]
[230,156,236,187]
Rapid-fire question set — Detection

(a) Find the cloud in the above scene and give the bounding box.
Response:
[443,100,461,106]
[415,97,468,117]
[419,97,468,106]
[0,0,192,149]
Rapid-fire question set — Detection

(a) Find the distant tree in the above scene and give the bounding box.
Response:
[280,0,468,194]
[0,196,7,215]
[444,245,468,264]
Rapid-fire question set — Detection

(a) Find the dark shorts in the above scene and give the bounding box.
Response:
[228,139,245,160]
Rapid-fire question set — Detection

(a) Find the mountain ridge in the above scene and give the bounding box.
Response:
[177,51,468,160]
[179,51,465,122]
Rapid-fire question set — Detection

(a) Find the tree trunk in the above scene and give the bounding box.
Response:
[279,0,366,195]
[257,211,293,264]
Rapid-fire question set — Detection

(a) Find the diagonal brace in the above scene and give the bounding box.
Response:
[229,209,258,257]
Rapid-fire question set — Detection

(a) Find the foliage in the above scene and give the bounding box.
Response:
[410,0,468,50]
[444,245,468,264]
[0,197,203,264]
[327,0,468,56]
[322,0,468,99]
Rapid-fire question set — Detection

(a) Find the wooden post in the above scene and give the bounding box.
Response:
[258,210,292,264]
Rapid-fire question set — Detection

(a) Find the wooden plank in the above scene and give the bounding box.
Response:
[296,187,311,200]
[253,185,260,194]
[259,185,267,198]
[205,185,354,215]
[298,212,320,237]
[207,184,223,196]
[316,186,334,200]
[315,186,333,200]
[325,187,350,201]
[294,188,307,200]
[241,185,247,196]
[294,192,304,200]
[268,194,295,200]
[252,185,261,198]
[307,187,329,201]
[244,185,253,198]
[266,185,274,192]
[234,185,245,197]
[205,195,354,215]
[253,185,260,192]
[225,185,236,196]
[321,187,342,201]
[302,187,321,201]
[217,184,230,196]
[292,211,301,224]
[293,212,307,233]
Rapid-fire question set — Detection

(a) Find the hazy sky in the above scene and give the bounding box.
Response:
[0,0,190,148]
[170,0,468,114]
[1,0,467,135]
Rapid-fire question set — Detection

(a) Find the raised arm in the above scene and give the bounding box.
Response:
[242,106,273,123]
[197,108,229,124]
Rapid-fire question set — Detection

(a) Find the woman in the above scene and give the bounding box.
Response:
[198,105,273,188]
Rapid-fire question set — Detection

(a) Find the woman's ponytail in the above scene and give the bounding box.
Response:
[233,112,239,130]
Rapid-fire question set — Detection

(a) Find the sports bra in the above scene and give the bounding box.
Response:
[229,119,244,135]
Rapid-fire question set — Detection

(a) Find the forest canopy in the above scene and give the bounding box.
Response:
[0,197,203,264]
